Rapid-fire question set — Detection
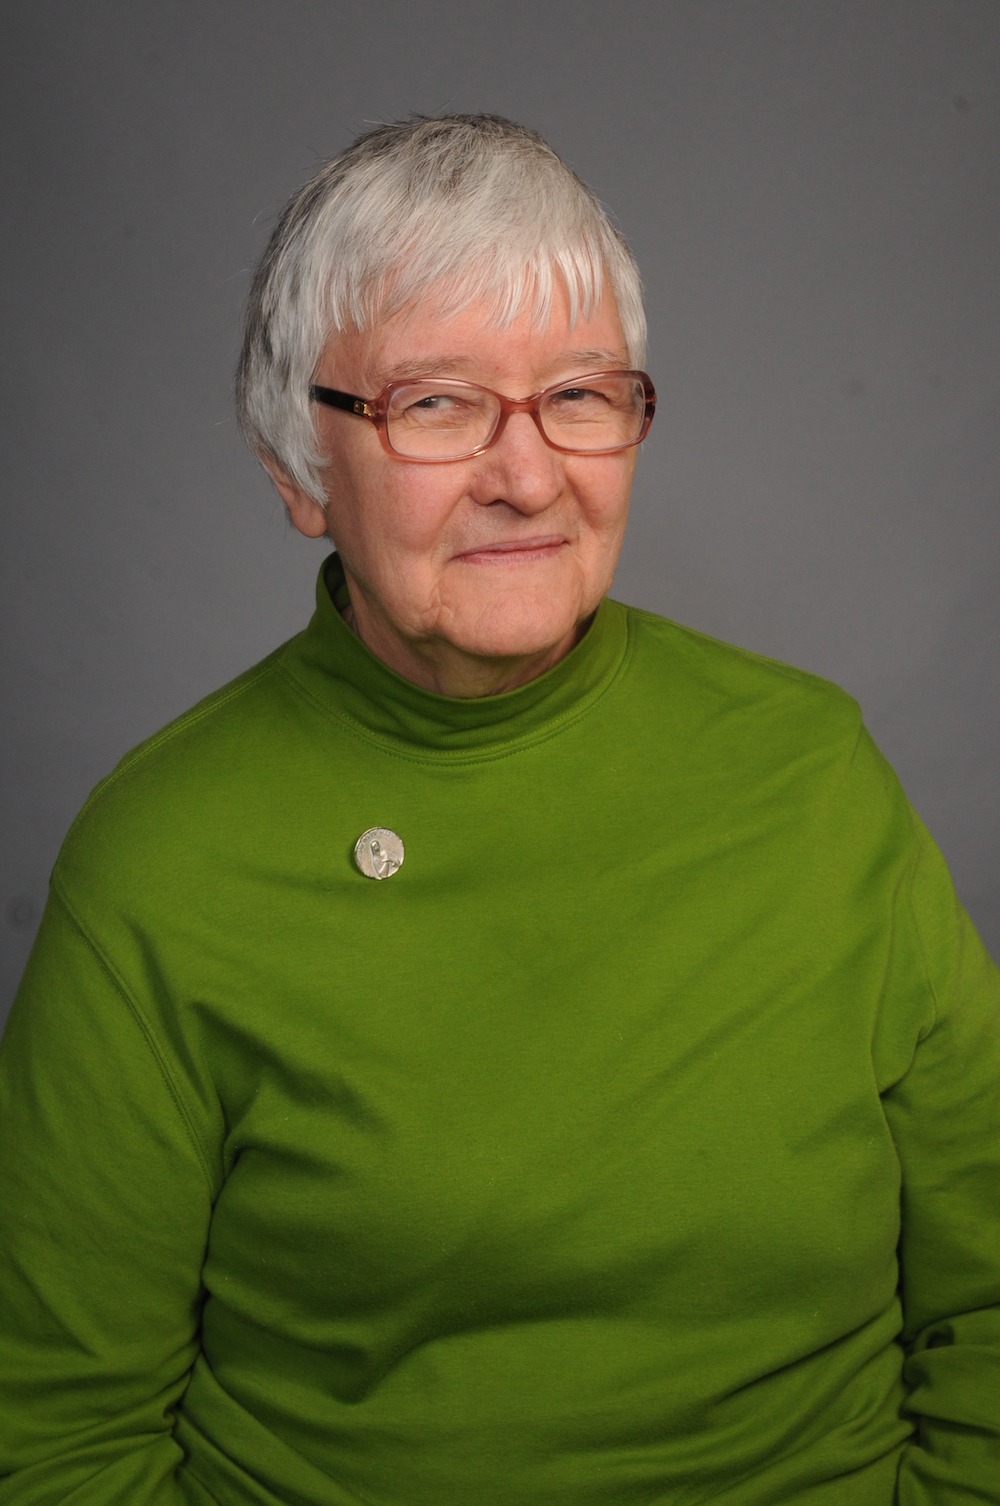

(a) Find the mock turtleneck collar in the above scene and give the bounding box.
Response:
[282,554,631,759]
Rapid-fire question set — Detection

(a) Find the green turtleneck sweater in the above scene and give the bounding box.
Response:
[1,556,998,1505]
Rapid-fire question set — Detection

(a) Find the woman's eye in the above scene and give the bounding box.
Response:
[549,386,608,409]
[396,391,478,427]
[410,393,455,411]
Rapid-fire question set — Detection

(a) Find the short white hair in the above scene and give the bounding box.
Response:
[236,114,647,503]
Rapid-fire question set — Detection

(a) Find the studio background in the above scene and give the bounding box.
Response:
[2,0,998,1016]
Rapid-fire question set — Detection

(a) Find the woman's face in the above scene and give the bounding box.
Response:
[272,281,639,697]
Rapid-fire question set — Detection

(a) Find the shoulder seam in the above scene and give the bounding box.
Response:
[48,874,220,1198]
[72,655,283,831]
[903,810,944,1039]
[621,603,857,700]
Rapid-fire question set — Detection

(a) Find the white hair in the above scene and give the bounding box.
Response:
[235,114,647,503]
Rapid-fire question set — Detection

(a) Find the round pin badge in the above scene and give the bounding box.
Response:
[354,827,405,880]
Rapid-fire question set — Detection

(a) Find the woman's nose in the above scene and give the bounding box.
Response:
[469,411,564,512]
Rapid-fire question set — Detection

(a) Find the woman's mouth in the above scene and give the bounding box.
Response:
[454,536,567,564]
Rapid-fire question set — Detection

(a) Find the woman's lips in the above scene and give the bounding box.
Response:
[454,536,567,563]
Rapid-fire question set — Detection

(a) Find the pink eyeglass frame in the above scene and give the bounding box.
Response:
[308,370,656,461]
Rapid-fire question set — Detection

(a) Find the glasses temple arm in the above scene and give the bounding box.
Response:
[309,385,373,418]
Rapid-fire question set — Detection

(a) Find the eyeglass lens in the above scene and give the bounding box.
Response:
[385,375,647,459]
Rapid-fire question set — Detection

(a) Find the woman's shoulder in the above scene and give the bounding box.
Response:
[615,597,864,747]
[52,638,305,906]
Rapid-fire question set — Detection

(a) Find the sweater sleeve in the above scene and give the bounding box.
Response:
[888,816,1000,1503]
[0,884,216,1506]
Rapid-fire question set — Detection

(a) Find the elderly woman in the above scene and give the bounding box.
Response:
[1,114,998,1506]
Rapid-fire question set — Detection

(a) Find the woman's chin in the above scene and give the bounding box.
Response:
[445,599,584,670]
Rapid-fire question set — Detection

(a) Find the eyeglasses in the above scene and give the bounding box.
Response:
[309,370,656,462]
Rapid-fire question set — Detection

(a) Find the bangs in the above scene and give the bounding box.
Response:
[349,239,611,342]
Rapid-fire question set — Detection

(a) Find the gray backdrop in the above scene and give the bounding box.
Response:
[2,0,998,1016]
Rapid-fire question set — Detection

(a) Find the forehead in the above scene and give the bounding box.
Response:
[319,283,628,392]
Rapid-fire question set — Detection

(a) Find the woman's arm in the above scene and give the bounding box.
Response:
[0,885,215,1505]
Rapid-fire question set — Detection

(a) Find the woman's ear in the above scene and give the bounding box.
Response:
[260,455,329,539]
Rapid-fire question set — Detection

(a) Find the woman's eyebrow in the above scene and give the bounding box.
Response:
[372,348,630,387]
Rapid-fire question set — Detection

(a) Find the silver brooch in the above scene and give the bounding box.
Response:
[354,827,405,880]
